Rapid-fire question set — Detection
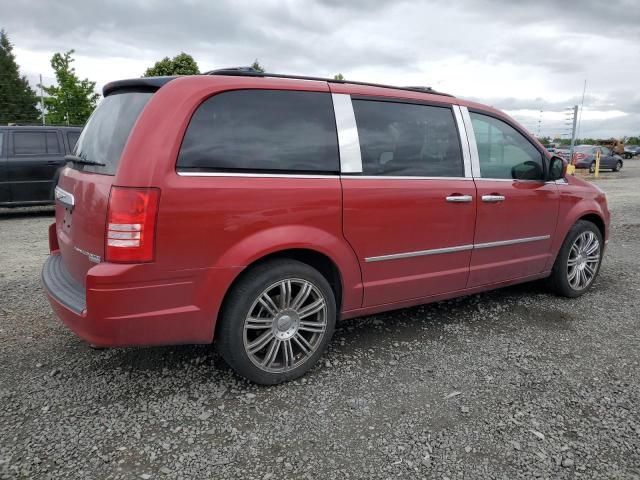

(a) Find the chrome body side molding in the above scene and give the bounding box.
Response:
[365,235,551,263]
[473,235,551,250]
[365,244,474,263]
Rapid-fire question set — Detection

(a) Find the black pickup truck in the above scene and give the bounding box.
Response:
[0,125,82,207]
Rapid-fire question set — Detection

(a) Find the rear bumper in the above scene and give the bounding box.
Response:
[42,252,242,347]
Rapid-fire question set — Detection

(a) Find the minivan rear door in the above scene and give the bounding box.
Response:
[54,91,153,285]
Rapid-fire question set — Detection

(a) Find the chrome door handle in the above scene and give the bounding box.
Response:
[482,195,505,202]
[445,195,473,203]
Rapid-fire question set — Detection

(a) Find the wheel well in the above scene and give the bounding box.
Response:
[216,249,343,335]
[579,213,605,239]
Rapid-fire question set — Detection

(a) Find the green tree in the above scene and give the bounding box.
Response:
[251,59,265,73]
[143,53,200,76]
[333,73,345,81]
[42,50,99,125]
[0,30,40,124]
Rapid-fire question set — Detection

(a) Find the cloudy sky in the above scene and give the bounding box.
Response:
[3,0,639,138]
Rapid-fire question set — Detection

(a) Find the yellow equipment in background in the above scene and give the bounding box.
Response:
[594,149,601,178]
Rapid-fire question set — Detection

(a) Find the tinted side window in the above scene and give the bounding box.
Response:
[67,131,80,150]
[178,90,339,173]
[470,112,544,180]
[14,132,47,155]
[352,100,463,177]
[46,132,60,153]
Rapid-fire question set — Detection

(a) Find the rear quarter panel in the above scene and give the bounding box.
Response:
[110,76,363,333]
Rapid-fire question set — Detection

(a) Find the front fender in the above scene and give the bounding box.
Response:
[545,194,608,271]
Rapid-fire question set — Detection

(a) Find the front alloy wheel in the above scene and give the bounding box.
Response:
[566,231,601,291]
[549,220,603,297]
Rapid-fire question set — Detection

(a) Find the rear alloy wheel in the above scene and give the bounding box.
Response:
[589,161,596,173]
[613,160,622,172]
[549,220,603,297]
[217,259,336,384]
[243,278,328,373]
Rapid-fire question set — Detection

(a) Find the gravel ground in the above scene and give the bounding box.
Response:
[1,162,639,480]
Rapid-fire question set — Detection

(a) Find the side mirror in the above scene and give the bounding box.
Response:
[548,156,567,181]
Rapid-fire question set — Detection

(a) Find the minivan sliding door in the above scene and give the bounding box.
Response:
[337,96,476,307]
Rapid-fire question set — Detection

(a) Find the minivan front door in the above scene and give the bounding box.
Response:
[339,97,476,307]
[465,110,559,287]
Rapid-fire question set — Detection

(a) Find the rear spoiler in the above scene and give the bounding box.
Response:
[103,76,177,96]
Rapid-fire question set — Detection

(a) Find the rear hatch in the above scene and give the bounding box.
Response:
[55,90,153,285]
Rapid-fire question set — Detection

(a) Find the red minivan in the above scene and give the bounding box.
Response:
[43,69,610,384]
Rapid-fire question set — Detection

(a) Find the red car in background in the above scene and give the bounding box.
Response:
[42,69,610,384]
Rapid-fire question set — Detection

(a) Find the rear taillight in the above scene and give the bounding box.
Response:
[572,153,585,165]
[106,187,160,263]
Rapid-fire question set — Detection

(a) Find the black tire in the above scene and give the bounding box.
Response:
[548,220,603,298]
[589,161,596,173]
[613,160,622,172]
[216,259,336,385]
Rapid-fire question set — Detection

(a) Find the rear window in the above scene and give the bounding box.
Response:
[177,90,339,173]
[67,131,80,150]
[73,91,152,175]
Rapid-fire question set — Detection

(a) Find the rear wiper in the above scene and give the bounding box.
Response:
[64,154,105,167]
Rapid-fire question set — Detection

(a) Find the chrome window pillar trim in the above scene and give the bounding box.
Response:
[176,171,339,179]
[365,235,551,263]
[459,106,481,177]
[453,105,472,178]
[332,93,363,174]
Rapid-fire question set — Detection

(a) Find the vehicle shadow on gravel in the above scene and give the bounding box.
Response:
[85,280,577,385]
[0,206,54,219]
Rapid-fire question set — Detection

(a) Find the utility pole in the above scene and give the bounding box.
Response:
[576,79,587,140]
[39,74,45,126]
[568,105,578,163]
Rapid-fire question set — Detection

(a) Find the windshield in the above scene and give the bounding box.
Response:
[73,91,153,175]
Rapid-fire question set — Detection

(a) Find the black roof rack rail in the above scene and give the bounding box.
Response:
[204,67,455,98]
[5,123,82,128]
